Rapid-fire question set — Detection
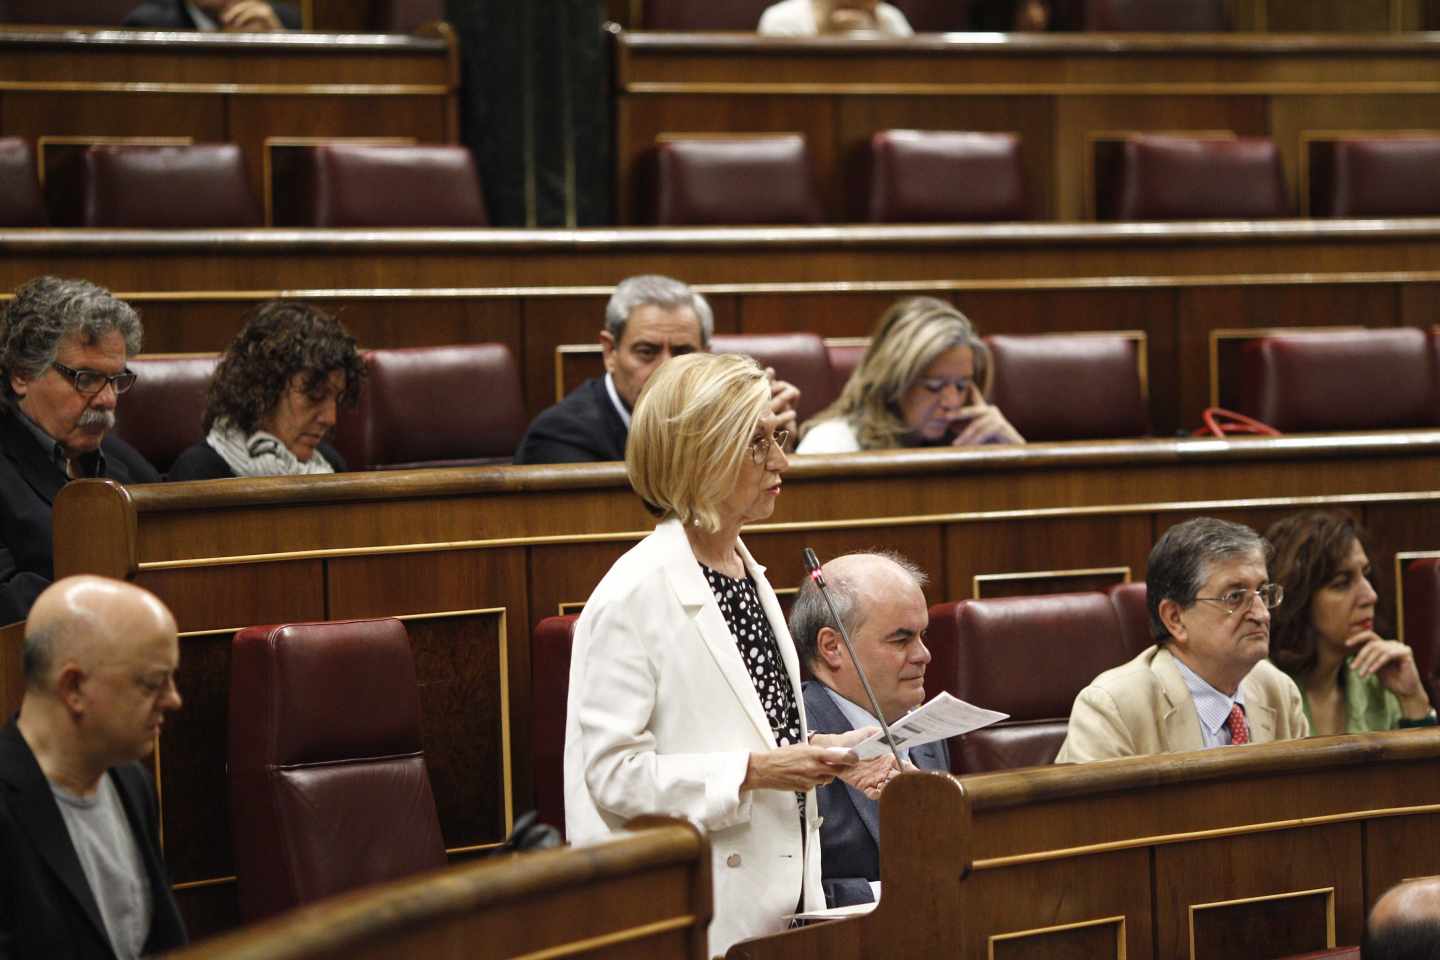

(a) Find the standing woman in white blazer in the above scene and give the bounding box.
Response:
[564,352,877,957]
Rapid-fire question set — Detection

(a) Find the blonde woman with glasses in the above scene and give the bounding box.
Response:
[564,352,889,957]
[796,296,1024,453]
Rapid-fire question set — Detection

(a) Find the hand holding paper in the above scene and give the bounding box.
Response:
[852,692,1008,760]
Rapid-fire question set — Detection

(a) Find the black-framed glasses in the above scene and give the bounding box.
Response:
[1193,583,1284,616]
[748,429,791,466]
[51,361,137,396]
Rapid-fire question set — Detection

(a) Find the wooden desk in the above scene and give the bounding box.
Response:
[38,432,1440,936]
[0,27,459,204]
[163,817,710,959]
[3,219,1439,433]
[614,31,1440,222]
[729,730,1440,959]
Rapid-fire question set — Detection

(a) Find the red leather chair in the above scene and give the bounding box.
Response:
[0,137,47,227]
[712,332,834,424]
[113,354,219,476]
[532,615,579,840]
[229,618,447,921]
[1085,0,1227,30]
[331,343,527,469]
[300,143,489,227]
[926,590,1138,773]
[1099,134,1289,221]
[1402,558,1440,710]
[78,144,263,228]
[825,340,868,400]
[1275,949,1359,960]
[1236,329,1436,432]
[640,0,772,29]
[647,135,824,226]
[1106,580,1155,659]
[0,0,133,23]
[890,0,972,30]
[865,131,1027,223]
[1310,137,1440,217]
[985,333,1150,440]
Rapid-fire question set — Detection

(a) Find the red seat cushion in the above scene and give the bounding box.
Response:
[985,333,1149,441]
[640,0,773,29]
[712,332,833,425]
[114,355,219,475]
[532,615,578,840]
[1403,558,1440,710]
[867,130,1027,223]
[649,135,824,225]
[1311,137,1440,217]
[0,137,47,227]
[1086,0,1227,30]
[1105,135,1289,220]
[83,144,262,228]
[304,143,488,227]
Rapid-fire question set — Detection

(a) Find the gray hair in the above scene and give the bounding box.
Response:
[0,276,143,412]
[604,275,713,347]
[22,619,62,689]
[1147,516,1269,644]
[790,550,929,668]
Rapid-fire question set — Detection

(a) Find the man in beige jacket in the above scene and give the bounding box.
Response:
[1057,517,1309,763]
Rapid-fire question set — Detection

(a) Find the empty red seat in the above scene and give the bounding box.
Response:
[114,354,219,476]
[866,131,1026,223]
[712,332,834,424]
[332,343,527,469]
[75,143,262,228]
[985,333,1150,440]
[648,134,824,225]
[1402,558,1440,710]
[532,615,579,840]
[302,143,489,227]
[229,618,447,921]
[1310,137,1440,217]
[640,0,773,28]
[926,590,1139,773]
[1237,329,1436,432]
[1100,134,1289,221]
[1086,0,1227,30]
[0,137,46,227]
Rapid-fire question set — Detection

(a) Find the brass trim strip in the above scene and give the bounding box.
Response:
[0,81,449,96]
[558,602,585,616]
[987,915,1126,960]
[972,566,1131,600]
[134,490,1440,571]
[1188,887,1334,960]
[508,916,698,960]
[174,875,237,892]
[972,802,1440,870]
[625,81,1440,97]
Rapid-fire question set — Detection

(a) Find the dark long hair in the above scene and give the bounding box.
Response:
[1266,510,1372,677]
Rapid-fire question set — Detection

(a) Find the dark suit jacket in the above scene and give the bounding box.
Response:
[123,0,302,29]
[802,680,951,908]
[513,377,629,465]
[0,719,187,959]
[166,439,347,481]
[0,412,160,626]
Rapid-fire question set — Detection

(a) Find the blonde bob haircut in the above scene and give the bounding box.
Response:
[626,352,772,533]
[802,296,991,450]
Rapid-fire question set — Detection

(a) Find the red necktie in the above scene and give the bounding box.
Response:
[1226,703,1250,745]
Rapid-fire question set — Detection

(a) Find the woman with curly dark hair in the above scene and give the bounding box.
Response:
[168,301,363,481]
[1266,510,1435,735]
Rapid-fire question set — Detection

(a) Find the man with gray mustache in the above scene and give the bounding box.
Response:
[0,277,159,625]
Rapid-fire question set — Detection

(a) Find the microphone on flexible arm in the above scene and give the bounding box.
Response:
[802,547,906,769]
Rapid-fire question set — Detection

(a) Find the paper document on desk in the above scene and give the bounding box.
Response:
[853,691,1008,759]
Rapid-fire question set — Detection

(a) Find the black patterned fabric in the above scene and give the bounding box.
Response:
[701,564,804,747]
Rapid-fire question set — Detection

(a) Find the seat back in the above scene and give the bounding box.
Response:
[1101,134,1289,220]
[711,332,834,424]
[0,137,47,227]
[1085,0,1227,30]
[648,135,824,225]
[866,130,1026,223]
[1106,580,1155,659]
[375,0,445,31]
[229,618,447,921]
[890,0,972,30]
[332,343,527,469]
[1402,558,1440,709]
[81,143,263,228]
[532,615,579,839]
[1237,329,1436,432]
[114,355,218,475]
[824,340,868,401]
[0,0,134,23]
[1310,137,1440,217]
[926,591,1136,773]
[985,333,1150,440]
[302,143,488,227]
[640,0,773,29]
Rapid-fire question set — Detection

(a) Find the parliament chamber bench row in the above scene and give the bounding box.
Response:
[117,324,1440,479]
[0,138,487,229]
[0,0,443,31]
[17,431,1440,937]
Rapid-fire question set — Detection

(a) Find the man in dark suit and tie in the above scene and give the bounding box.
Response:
[790,551,950,908]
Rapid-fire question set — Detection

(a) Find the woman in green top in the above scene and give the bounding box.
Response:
[1267,511,1436,735]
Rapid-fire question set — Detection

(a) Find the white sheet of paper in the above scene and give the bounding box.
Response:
[852,691,1008,759]
[791,899,879,922]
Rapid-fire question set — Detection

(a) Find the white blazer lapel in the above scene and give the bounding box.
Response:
[659,521,777,748]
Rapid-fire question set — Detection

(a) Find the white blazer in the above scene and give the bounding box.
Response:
[564,518,824,957]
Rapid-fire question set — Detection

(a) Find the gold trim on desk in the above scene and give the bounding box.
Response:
[972,566,1131,599]
[624,81,1440,97]
[509,916,700,960]
[1187,886,1334,960]
[988,915,1126,960]
[0,81,450,96]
